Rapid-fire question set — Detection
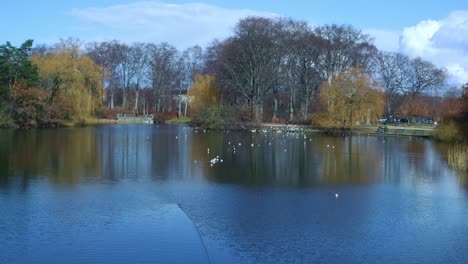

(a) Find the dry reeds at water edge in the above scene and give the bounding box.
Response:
[448,144,468,172]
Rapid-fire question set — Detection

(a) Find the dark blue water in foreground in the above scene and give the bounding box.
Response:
[1,125,467,263]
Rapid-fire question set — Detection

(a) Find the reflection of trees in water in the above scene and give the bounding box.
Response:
[1,126,461,188]
[0,128,102,187]
[200,133,456,187]
[320,136,382,185]
[189,129,227,180]
[402,139,437,184]
[0,129,14,186]
[200,133,386,186]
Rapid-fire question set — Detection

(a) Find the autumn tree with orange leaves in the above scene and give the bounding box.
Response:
[319,68,384,128]
[188,74,223,128]
[32,43,105,122]
[188,74,220,113]
[395,96,432,118]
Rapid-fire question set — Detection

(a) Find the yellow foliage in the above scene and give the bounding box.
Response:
[319,68,384,128]
[188,74,220,113]
[32,48,104,121]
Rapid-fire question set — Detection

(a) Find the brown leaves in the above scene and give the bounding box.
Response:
[319,68,384,128]
[32,49,105,121]
[396,96,431,117]
[188,74,220,113]
[11,83,49,127]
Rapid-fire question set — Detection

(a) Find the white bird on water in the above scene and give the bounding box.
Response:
[335,193,339,198]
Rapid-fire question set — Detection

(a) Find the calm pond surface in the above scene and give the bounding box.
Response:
[1,124,467,263]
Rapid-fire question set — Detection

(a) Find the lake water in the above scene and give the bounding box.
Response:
[1,125,467,263]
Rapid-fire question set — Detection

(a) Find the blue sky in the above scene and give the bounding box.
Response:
[3,1,468,84]
[4,0,468,45]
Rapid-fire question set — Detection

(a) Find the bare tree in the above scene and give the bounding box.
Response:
[128,43,148,115]
[86,42,108,100]
[147,43,179,112]
[180,45,203,117]
[375,51,409,114]
[282,20,326,121]
[404,57,447,96]
[314,25,376,116]
[86,40,125,109]
[218,17,284,122]
[116,43,133,109]
[315,24,376,83]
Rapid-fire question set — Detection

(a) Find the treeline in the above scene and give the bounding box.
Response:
[0,40,104,127]
[1,16,464,129]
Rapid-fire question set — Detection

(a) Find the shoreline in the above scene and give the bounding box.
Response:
[2,118,435,138]
[255,123,434,138]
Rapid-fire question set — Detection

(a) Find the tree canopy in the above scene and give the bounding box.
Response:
[0,16,453,128]
[319,68,384,128]
[0,40,38,90]
[32,46,105,121]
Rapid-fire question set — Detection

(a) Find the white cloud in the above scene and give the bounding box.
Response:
[399,11,468,85]
[70,1,278,48]
[399,20,441,55]
[354,12,468,85]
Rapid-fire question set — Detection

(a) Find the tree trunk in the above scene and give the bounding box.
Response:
[300,100,309,122]
[134,89,139,115]
[178,99,182,119]
[101,66,106,104]
[366,108,371,125]
[110,90,114,110]
[386,96,392,115]
[168,98,172,112]
[156,98,161,112]
[254,103,262,123]
[304,100,309,122]
[184,84,191,117]
[289,93,294,122]
[123,88,128,109]
[272,91,278,121]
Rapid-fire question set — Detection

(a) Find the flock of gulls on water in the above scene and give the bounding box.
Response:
[169,126,335,167]
[160,126,341,198]
[167,128,339,199]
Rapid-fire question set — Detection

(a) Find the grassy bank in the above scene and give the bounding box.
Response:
[165,117,192,125]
